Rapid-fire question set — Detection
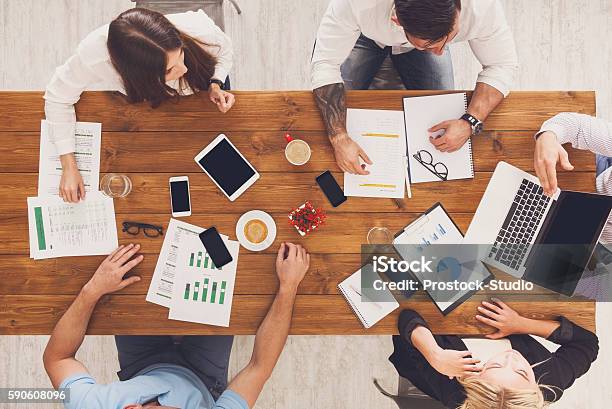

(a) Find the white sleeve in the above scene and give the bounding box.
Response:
[538,113,612,158]
[467,0,519,97]
[310,0,361,90]
[176,10,234,82]
[44,51,100,155]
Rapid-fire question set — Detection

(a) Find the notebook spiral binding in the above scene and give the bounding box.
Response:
[464,94,475,177]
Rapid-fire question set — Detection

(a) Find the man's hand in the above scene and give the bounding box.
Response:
[59,154,85,203]
[208,83,235,113]
[534,131,574,196]
[275,242,310,292]
[428,119,472,153]
[331,133,372,175]
[475,298,527,339]
[84,244,143,299]
[429,348,481,379]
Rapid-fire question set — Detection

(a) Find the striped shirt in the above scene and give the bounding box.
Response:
[538,112,612,243]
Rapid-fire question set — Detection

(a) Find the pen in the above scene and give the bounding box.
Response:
[403,156,412,199]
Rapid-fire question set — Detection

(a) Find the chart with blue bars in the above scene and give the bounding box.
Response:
[421,223,447,246]
[183,277,227,304]
[188,250,222,270]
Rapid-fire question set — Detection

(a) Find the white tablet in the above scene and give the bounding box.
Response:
[194,134,260,201]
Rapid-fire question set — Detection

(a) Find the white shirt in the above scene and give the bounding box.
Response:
[311,0,519,95]
[44,10,233,155]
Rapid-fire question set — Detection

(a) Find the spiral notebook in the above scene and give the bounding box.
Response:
[338,264,399,328]
[403,93,474,183]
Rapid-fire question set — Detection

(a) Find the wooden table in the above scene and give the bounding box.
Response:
[0,90,597,335]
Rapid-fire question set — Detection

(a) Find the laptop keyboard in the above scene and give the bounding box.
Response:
[488,179,551,271]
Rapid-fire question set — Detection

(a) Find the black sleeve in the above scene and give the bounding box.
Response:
[543,316,599,398]
[398,309,430,345]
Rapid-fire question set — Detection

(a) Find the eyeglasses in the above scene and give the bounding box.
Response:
[412,150,448,181]
[122,221,164,238]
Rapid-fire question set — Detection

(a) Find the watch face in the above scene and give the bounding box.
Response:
[474,122,484,135]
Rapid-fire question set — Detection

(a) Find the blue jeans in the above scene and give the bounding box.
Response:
[340,35,454,90]
[115,335,233,399]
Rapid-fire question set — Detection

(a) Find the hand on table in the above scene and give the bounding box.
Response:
[275,242,310,292]
[429,348,481,379]
[331,132,372,175]
[428,119,472,153]
[534,131,574,196]
[59,155,85,203]
[476,298,526,339]
[208,83,235,113]
[84,244,143,299]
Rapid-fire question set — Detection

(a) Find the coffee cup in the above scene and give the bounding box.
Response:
[284,133,311,166]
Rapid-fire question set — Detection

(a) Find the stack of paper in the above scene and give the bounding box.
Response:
[343,109,408,199]
[147,219,240,327]
[27,192,118,259]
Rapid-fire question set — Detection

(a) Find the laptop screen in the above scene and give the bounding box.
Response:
[525,191,612,296]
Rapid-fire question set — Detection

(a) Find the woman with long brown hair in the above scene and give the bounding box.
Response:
[44,8,235,203]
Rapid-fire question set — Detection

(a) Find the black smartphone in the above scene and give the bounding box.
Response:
[316,171,347,207]
[199,227,233,268]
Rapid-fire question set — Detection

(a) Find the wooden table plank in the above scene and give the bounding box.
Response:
[0,171,595,216]
[0,91,595,132]
[0,130,596,174]
[0,294,595,335]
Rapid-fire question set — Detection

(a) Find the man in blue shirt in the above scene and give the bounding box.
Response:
[43,241,311,408]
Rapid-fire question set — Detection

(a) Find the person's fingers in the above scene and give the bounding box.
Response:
[287,242,298,260]
[226,93,236,108]
[429,120,451,133]
[351,158,369,175]
[299,247,307,263]
[78,180,86,201]
[359,149,373,165]
[559,149,574,171]
[67,187,77,203]
[481,301,503,314]
[118,275,141,289]
[430,135,447,147]
[485,331,505,340]
[460,351,474,358]
[477,305,501,320]
[463,358,481,365]
[119,255,144,275]
[105,245,124,263]
[276,242,286,264]
[117,243,141,266]
[306,253,311,268]
[463,365,481,372]
[545,160,558,195]
[294,244,304,262]
[111,243,134,263]
[534,156,549,193]
[475,314,501,328]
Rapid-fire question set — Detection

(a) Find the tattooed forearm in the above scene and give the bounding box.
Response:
[313,83,347,141]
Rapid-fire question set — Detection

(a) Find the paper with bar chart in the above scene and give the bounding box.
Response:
[343,109,407,198]
[27,191,118,259]
[168,231,240,327]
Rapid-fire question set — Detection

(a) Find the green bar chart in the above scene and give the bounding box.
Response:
[188,250,221,270]
[183,278,227,305]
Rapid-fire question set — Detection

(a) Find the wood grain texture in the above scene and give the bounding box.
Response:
[0,295,595,335]
[0,90,596,132]
[0,91,597,336]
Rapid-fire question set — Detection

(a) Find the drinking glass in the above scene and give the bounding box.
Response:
[101,174,132,198]
[367,227,393,245]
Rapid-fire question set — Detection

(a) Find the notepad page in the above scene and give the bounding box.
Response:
[403,94,474,183]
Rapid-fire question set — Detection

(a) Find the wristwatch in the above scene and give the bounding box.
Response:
[460,113,484,136]
[208,78,225,89]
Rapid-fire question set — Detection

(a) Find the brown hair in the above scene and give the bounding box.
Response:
[107,8,218,107]
[394,0,461,42]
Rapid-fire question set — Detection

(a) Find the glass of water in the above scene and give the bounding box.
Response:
[367,226,393,245]
[101,174,132,198]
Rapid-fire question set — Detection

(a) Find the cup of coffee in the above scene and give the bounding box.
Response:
[244,219,268,244]
[284,133,311,166]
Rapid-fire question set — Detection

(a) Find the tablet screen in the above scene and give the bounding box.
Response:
[198,138,256,196]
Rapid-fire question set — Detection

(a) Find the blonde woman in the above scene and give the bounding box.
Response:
[389,300,598,408]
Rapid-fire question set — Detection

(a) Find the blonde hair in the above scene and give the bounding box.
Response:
[457,377,548,409]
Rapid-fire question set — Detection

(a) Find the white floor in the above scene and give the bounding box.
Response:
[1,0,612,408]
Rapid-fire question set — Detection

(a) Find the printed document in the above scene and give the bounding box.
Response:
[168,233,240,327]
[38,120,102,197]
[27,191,118,259]
[146,219,229,308]
[343,109,407,198]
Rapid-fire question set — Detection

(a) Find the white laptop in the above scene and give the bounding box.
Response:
[465,161,612,296]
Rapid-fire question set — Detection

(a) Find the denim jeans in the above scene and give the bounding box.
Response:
[340,34,454,90]
[115,335,234,400]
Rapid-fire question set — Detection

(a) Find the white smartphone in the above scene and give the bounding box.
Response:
[194,134,260,201]
[169,176,191,217]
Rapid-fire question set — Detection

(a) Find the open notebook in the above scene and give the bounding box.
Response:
[338,264,399,328]
[404,93,474,183]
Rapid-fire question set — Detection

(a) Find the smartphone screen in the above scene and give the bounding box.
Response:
[199,227,233,268]
[170,180,191,213]
[316,171,347,207]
